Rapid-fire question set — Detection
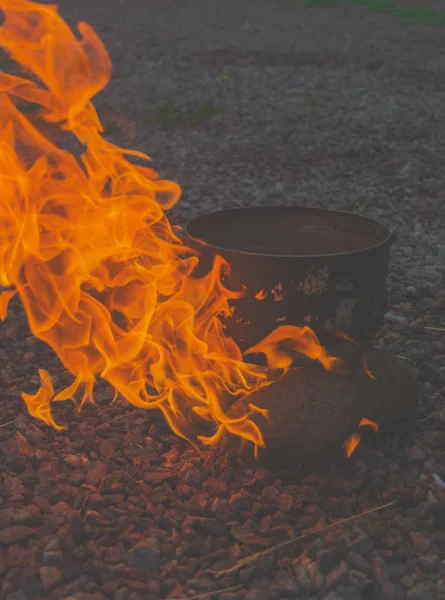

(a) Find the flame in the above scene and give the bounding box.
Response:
[343,417,379,458]
[363,355,376,380]
[0,0,342,451]
[245,325,347,371]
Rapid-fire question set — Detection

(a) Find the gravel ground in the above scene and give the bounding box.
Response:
[1,1,445,599]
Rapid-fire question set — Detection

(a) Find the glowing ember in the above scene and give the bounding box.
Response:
[0,0,345,452]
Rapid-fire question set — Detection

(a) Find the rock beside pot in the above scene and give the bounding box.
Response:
[229,347,419,470]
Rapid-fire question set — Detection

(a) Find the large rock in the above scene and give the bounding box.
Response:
[229,347,419,470]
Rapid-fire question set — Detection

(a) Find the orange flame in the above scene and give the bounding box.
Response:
[0,0,342,451]
[245,325,347,371]
[343,417,379,458]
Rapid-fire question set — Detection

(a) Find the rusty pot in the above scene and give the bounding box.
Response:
[185,206,397,357]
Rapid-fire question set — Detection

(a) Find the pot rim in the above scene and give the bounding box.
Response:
[185,205,396,260]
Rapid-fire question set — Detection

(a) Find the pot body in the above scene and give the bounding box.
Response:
[185,207,396,354]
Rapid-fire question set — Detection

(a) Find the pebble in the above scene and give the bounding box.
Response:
[406,446,426,463]
[0,526,36,546]
[270,571,299,595]
[278,493,294,512]
[124,538,161,574]
[245,589,267,600]
[409,531,431,554]
[419,554,440,573]
[85,462,107,486]
[41,550,65,567]
[372,555,389,585]
[40,566,63,592]
[348,569,368,588]
[347,551,372,575]
[407,583,434,600]
[317,549,340,575]
[326,561,349,588]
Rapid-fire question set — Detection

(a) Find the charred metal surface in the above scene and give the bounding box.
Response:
[186,206,396,356]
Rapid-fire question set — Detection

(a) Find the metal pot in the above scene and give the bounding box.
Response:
[185,206,396,356]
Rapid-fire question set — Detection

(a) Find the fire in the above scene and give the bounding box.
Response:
[0,0,344,451]
[343,417,379,458]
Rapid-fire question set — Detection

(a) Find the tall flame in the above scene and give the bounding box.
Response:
[0,0,344,451]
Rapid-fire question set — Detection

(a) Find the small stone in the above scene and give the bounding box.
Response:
[348,569,368,588]
[278,493,293,512]
[40,566,63,592]
[419,554,440,573]
[401,575,414,589]
[51,501,76,521]
[26,336,37,349]
[0,505,40,526]
[0,525,36,545]
[381,582,398,599]
[317,549,341,575]
[41,550,65,567]
[372,556,389,585]
[337,585,364,600]
[6,544,28,567]
[383,529,403,549]
[414,222,424,237]
[387,563,408,581]
[406,446,426,463]
[261,486,280,504]
[245,588,267,600]
[203,478,229,497]
[409,530,431,553]
[293,556,312,592]
[407,583,434,600]
[64,455,89,468]
[347,551,372,575]
[272,571,299,594]
[85,462,107,486]
[326,561,349,588]
[228,490,251,510]
[113,589,130,600]
[124,538,161,574]
[186,492,210,514]
[44,537,60,552]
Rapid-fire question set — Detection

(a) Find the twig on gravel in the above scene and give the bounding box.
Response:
[6,471,23,479]
[77,490,91,515]
[171,585,243,600]
[210,501,396,578]
[425,326,445,332]
[0,417,20,428]
[96,409,139,430]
